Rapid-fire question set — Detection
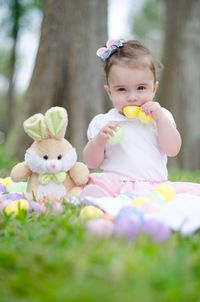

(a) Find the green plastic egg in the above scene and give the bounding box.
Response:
[108,127,124,144]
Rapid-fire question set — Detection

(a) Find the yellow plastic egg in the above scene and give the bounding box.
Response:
[0,177,12,187]
[4,199,29,216]
[123,106,140,118]
[80,206,104,221]
[154,183,176,202]
[138,109,153,124]
[131,197,148,208]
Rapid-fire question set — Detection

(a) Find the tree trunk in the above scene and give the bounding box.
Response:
[5,0,107,161]
[61,0,108,157]
[160,0,200,170]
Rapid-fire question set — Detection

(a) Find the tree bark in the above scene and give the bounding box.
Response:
[160,0,200,169]
[5,0,107,160]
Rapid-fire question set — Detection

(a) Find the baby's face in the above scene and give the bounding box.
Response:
[104,63,158,113]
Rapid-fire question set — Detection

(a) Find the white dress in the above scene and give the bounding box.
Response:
[87,108,175,182]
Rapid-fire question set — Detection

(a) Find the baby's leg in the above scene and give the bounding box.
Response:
[80,172,122,198]
[80,184,111,198]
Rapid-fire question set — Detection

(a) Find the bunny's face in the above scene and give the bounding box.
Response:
[25,138,77,174]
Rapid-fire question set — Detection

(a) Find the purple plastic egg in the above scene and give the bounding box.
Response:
[114,213,142,241]
[4,193,24,200]
[142,219,171,243]
[86,219,114,238]
[0,184,6,193]
[29,201,45,213]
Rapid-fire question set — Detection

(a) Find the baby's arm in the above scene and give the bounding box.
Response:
[83,122,118,169]
[142,102,181,157]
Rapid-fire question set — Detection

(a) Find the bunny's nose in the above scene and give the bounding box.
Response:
[50,163,56,169]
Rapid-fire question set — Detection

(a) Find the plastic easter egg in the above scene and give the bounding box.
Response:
[0,183,6,193]
[147,191,165,204]
[7,182,27,193]
[86,219,114,238]
[114,212,141,241]
[138,110,153,124]
[108,127,124,144]
[80,206,104,221]
[4,192,24,200]
[101,213,114,221]
[116,207,144,223]
[4,199,29,216]
[154,183,176,201]
[0,177,12,187]
[29,201,45,213]
[142,219,171,243]
[123,106,140,118]
[131,196,148,208]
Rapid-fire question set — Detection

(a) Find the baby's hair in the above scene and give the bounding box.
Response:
[104,40,163,83]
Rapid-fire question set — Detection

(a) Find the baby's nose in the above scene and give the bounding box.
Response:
[127,93,138,104]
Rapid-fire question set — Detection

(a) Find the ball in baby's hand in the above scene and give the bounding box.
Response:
[108,127,124,144]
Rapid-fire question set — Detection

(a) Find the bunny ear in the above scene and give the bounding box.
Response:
[45,107,68,139]
[23,113,48,141]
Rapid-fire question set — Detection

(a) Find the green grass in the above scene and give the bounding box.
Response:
[1,149,200,301]
[1,206,200,302]
[169,170,200,183]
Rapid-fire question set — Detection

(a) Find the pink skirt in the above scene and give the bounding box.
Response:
[80,172,200,198]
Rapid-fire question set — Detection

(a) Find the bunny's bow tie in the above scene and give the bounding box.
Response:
[38,171,66,185]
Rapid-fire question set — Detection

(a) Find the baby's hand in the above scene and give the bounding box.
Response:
[95,122,119,146]
[141,101,163,121]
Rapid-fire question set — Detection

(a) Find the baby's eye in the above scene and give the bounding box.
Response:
[117,87,126,92]
[57,155,62,160]
[43,155,48,160]
[137,86,146,90]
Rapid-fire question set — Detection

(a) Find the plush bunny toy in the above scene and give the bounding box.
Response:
[10,107,89,200]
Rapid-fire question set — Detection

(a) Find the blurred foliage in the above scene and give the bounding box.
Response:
[0,0,43,38]
[0,0,42,78]
[169,170,200,183]
[0,0,43,135]
[0,0,43,81]
[133,0,164,40]
[133,0,165,58]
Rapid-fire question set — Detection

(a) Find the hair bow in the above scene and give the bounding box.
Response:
[96,39,125,61]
